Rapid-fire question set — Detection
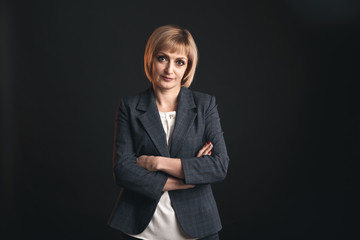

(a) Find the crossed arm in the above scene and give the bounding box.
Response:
[136,142,213,191]
[114,96,229,199]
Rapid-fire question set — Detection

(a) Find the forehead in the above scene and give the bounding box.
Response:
[158,49,188,59]
[156,42,189,58]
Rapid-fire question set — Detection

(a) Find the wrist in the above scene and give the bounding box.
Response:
[155,156,163,171]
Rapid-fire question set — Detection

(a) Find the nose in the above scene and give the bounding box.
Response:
[164,62,174,74]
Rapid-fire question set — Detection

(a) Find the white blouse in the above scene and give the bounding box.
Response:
[127,111,196,240]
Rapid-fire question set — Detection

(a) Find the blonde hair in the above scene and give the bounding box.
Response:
[144,25,198,88]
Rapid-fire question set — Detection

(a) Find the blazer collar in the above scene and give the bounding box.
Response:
[136,86,196,111]
[136,87,197,157]
[170,87,197,157]
[136,87,157,112]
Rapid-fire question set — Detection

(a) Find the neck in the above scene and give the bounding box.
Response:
[153,86,181,112]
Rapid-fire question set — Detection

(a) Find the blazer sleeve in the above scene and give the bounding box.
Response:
[181,96,230,185]
[112,99,168,200]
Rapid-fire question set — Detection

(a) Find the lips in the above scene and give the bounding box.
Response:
[161,75,174,81]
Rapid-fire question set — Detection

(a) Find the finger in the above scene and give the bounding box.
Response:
[197,142,213,156]
[196,142,214,157]
[136,158,142,166]
[200,142,210,150]
[179,181,195,189]
[196,144,207,157]
[136,156,147,167]
[202,143,213,154]
[196,150,204,157]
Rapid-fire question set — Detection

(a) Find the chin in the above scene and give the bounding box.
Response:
[154,81,181,91]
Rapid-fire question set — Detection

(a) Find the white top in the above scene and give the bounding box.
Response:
[127,111,196,240]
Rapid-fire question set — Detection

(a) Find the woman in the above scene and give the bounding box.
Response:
[108,24,229,240]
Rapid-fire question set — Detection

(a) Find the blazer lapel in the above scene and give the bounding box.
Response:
[137,88,170,157]
[170,87,197,157]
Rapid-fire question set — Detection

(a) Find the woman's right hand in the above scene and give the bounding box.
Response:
[163,177,195,191]
[163,142,213,191]
[196,142,213,157]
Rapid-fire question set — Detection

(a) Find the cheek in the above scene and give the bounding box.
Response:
[153,63,163,75]
[176,68,187,78]
[152,65,159,75]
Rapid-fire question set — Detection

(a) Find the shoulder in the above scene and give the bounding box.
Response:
[118,87,150,108]
[190,89,213,101]
[186,88,217,109]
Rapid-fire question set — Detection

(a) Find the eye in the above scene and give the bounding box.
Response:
[176,60,186,66]
[157,56,166,62]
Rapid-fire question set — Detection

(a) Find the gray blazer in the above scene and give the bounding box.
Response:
[108,86,230,238]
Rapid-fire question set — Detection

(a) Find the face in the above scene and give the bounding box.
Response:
[152,49,188,91]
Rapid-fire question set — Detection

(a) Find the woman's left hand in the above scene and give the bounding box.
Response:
[196,142,213,157]
[136,155,159,171]
[137,141,214,177]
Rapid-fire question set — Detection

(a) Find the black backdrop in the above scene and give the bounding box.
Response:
[1,0,359,239]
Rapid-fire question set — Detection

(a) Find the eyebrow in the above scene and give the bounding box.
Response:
[158,52,188,60]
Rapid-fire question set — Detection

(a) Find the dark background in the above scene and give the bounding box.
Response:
[1,0,359,239]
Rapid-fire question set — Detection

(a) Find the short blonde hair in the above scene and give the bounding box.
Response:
[144,25,198,88]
